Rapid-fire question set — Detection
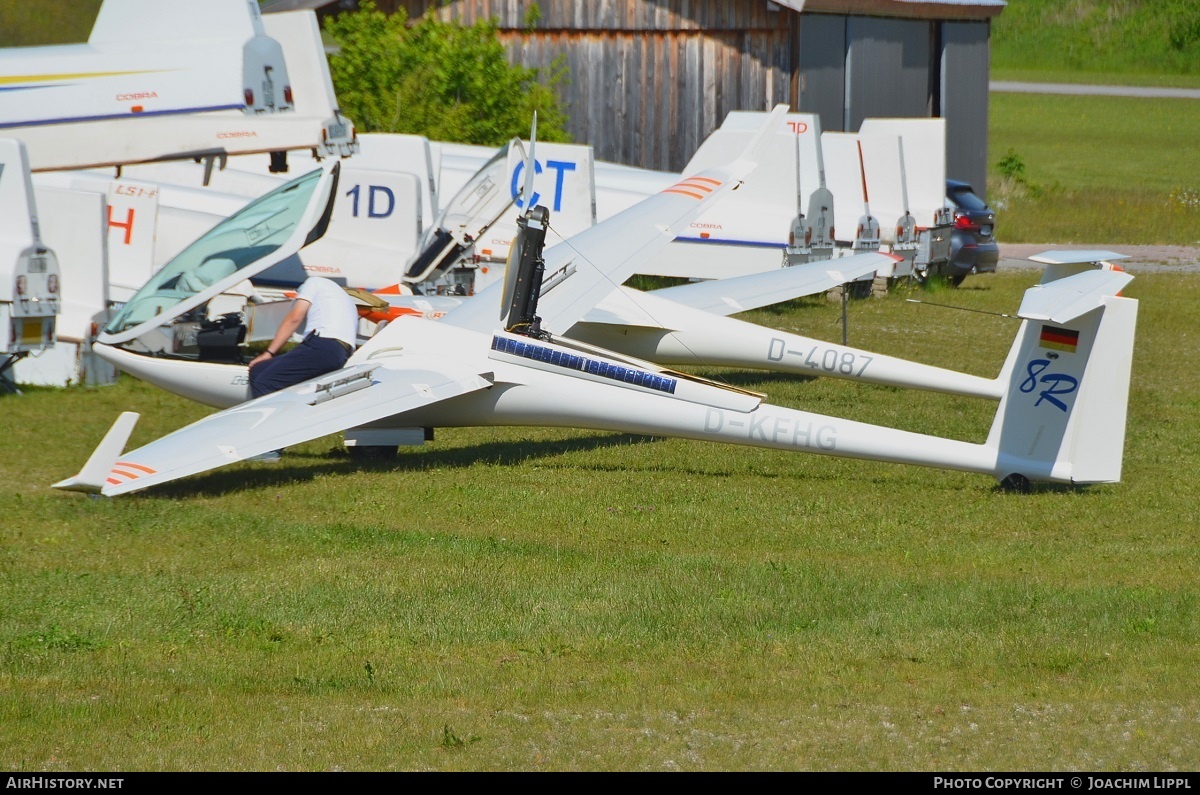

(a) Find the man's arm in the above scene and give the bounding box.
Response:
[248,298,310,368]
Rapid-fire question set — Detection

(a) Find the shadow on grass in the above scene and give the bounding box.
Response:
[683,368,821,390]
[132,427,1078,500]
[142,432,665,499]
[990,481,1107,497]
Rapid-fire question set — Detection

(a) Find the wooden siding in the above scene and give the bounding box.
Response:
[505,28,794,170]
[382,0,792,31]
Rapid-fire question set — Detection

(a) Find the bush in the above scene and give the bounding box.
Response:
[1168,9,1200,53]
[996,148,1026,182]
[993,148,1044,201]
[324,0,570,145]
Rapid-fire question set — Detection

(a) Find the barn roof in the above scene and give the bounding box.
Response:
[771,0,1005,20]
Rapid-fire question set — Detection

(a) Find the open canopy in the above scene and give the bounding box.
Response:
[99,161,339,345]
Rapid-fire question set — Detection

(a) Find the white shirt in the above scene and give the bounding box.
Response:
[296,277,358,347]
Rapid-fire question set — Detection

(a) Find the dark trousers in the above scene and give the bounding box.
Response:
[249,333,351,399]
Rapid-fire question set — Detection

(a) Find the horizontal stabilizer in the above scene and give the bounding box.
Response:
[1027,250,1130,266]
[647,252,893,316]
[1018,269,1134,324]
[52,412,140,494]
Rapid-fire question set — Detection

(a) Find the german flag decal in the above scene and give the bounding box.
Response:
[662,176,722,200]
[1040,325,1079,353]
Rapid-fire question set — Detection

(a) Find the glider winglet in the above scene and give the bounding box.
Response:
[52,412,140,494]
[1028,250,1130,267]
[1030,249,1131,285]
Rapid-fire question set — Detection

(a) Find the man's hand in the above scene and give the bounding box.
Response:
[249,297,309,369]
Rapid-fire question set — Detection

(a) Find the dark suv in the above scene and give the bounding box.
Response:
[946,179,999,286]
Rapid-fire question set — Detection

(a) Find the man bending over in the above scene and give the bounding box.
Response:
[248,276,358,398]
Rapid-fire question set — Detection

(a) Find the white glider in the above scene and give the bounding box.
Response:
[54,111,1139,497]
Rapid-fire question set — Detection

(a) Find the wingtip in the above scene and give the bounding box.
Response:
[52,411,140,495]
[51,475,104,494]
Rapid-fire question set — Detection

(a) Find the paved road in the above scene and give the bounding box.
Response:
[990,81,1200,100]
[998,244,1200,273]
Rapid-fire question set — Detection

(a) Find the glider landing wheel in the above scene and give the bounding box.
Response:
[347,445,399,461]
[999,473,1032,494]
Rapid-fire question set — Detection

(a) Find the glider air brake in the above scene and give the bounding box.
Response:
[54,108,1140,497]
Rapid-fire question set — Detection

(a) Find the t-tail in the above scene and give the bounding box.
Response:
[985,267,1137,490]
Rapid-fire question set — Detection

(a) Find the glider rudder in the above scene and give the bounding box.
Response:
[985,275,1138,490]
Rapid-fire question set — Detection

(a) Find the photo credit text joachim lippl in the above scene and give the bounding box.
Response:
[934,778,1192,791]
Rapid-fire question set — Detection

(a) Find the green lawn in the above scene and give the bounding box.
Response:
[2,0,1198,772]
[3,271,1198,770]
[0,0,101,47]
[987,92,1200,245]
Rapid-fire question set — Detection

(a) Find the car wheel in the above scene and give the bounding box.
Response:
[950,272,967,287]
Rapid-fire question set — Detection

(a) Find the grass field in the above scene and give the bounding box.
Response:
[986,92,1200,246]
[3,0,1199,773]
[0,0,101,47]
[3,272,1198,771]
[973,0,1200,246]
[991,0,1200,86]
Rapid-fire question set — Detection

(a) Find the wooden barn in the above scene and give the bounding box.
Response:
[268,0,1006,195]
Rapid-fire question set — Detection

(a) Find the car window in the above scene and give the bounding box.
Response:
[948,187,989,212]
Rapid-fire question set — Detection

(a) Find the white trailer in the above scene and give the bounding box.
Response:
[0,140,62,391]
[1,0,356,173]
[2,0,362,387]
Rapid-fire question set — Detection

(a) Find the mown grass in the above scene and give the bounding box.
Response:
[0,0,102,47]
[991,0,1200,84]
[987,92,1200,245]
[3,0,1199,772]
[984,0,1200,245]
[3,271,1199,771]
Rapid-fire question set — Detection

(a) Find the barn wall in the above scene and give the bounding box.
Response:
[797,13,846,133]
[506,28,795,170]
[384,0,788,31]
[940,20,991,196]
[845,16,934,131]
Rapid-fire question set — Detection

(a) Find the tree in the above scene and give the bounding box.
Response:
[324,1,570,145]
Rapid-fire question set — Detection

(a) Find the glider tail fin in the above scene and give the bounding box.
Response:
[985,269,1138,489]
